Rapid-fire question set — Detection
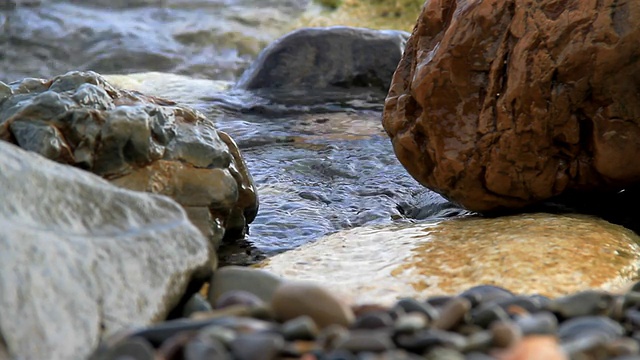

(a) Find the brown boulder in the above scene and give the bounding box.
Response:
[383,0,640,211]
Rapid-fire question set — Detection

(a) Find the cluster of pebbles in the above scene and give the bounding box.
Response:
[91,267,640,360]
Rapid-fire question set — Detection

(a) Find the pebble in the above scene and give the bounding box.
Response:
[208,266,283,304]
[494,336,567,360]
[92,274,640,360]
[271,281,355,328]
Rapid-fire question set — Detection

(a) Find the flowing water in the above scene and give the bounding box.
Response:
[1,0,461,255]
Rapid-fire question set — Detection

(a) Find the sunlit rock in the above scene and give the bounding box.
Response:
[383,0,640,211]
[0,140,210,360]
[0,71,258,247]
[259,214,640,305]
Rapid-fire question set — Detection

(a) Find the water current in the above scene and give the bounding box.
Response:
[1,0,459,255]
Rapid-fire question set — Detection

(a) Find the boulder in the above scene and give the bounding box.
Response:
[383,0,640,211]
[236,26,409,105]
[0,71,258,247]
[259,213,640,305]
[0,140,210,360]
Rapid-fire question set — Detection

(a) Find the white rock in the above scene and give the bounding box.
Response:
[0,141,211,360]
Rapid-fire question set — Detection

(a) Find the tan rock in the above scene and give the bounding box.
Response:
[382,0,640,211]
[494,336,567,360]
[259,214,640,305]
[271,281,355,329]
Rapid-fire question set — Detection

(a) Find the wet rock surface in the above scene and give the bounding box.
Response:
[236,26,409,106]
[0,71,258,247]
[91,267,640,360]
[0,140,210,360]
[383,0,640,212]
[259,213,640,305]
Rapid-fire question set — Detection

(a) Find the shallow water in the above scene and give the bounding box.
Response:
[2,1,457,255]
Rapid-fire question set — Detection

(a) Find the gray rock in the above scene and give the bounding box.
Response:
[0,140,210,360]
[208,266,283,304]
[0,71,258,245]
[236,26,410,105]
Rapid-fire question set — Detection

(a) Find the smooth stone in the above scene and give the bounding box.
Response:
[459,285,514,307]
[0,81,11,99]
[258,214,640,305]
[549,290,614,318]
[395,329,466,353]
[469,305,510,328]
[558,316,624,342]
[271,281,355,329]
[393,298,439,321]
[333,330,395,353]
[215,290,265,309]
[352,311,394,330]
[230,333,285,360]
[394,313,429,334]
[461,331,494,353]
[425,347,465,360]
[184,337,231,360]
[183,293,213,318]
[515,312,559,336]
[208,266,283,305]
[282,316,319,341]
[491,321,523,349]
[318,324,350,350]
[494,336,567,360]
[432,298,471,331]
[0,141,209,360]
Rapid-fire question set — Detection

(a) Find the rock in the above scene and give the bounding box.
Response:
[494,336,567,360]
[271,281,355,329]
[258,213,640,305]
[0,71,258,247]
[382,0,640,211]
[208,266,283,305]
[236,26,409,105]
[0,140,210,360]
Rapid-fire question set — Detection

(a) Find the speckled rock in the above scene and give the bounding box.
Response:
[259,214,640,305]
[0,140,210,360]
[236,26,409,105]
[0,71,258,247]
[383,0,640,211]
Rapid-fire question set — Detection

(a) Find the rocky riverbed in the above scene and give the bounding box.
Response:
[2,1,640,359]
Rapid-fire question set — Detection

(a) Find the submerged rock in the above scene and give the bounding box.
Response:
[0,71,258,247]
[383,0,640,211]
[0,140,210,360]
[236,26,409,106]
[259,213,640,305]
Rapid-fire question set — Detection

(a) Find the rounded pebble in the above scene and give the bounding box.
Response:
[208,266,283,304]
[432,297,472,330]
[271,281,355,328]
[215,290,265,309]
[230,333,285,360]
[282,316,320,341]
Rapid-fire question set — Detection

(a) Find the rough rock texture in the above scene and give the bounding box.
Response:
[0,71,258,247]
[383,0,640,211]
[259,213,640,305]
[0,140,210,360]
[236,26,409,105]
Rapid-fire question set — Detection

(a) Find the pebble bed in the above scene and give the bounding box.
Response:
[90,267,640,360]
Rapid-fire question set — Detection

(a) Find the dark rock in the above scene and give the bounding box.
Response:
[393,298,439,321]
[382,0,640,211]
[90,337,155,360]
[459,285,514,307]
[352,311,394,330]
[236,26,409,106]
[515,312,559,336]
[558,316,625,342]
[281,316,319,341]
[333,330,395,353]
[230,333,285,360]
